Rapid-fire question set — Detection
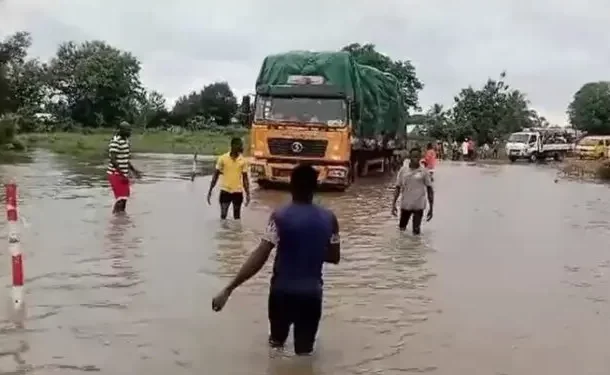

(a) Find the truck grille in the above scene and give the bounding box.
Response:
[267,138,328,157]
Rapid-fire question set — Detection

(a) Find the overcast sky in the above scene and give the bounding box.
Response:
[1,0,609,125]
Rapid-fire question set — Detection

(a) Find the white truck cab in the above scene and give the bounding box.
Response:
[505,128,571,163]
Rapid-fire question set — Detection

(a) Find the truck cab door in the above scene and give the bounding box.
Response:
[528,134,538,153]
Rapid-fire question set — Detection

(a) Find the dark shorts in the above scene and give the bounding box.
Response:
[268,291,322,355]
[218,190,243,219]
[399,209,424,235]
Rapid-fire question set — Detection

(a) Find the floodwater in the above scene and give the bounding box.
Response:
[0,151,608,375]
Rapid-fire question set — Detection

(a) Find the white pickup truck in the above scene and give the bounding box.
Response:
[505,129,572,163]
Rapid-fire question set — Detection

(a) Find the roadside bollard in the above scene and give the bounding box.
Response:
[191,152,198,181]
[5,181,24,311]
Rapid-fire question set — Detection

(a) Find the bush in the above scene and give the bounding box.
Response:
[0,115,17,145]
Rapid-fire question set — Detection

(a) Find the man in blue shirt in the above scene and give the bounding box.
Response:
[212,164,340,356]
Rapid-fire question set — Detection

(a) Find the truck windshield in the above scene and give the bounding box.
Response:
[579,138,601,146]
[254,96,347,126]
[508,133,530,143]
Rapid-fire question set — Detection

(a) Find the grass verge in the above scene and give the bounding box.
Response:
[21,129,250,159]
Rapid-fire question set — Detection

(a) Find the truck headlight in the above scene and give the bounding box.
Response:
[328,169,346,178]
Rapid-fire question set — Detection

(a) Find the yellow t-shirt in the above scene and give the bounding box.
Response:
[216,152,248,193]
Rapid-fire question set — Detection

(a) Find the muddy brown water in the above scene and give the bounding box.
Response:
[0,151,607,374]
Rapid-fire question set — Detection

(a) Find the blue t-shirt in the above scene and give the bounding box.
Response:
[262,203,339,295]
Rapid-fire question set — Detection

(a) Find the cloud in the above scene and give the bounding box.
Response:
[2,0,609,124]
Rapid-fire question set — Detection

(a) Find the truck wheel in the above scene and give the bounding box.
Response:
[554,152,564,162]
[509,156,517,163]
[529,153,538,163]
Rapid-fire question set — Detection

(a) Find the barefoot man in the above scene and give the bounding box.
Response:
[107,121,141,214]
[207,137,250,219]
[391,148,434,235]
[212,164,340,356]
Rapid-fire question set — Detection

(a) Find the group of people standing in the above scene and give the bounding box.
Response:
[416,138,501,162]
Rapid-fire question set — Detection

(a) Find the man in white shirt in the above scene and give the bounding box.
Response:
[461,139,469,160]
[391,148,434,235]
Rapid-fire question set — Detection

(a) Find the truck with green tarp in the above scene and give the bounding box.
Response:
[248,50,408,190]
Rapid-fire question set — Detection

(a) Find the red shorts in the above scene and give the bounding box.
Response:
[108,173,130,201]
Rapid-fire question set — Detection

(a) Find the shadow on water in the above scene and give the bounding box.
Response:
[0,152,606,374]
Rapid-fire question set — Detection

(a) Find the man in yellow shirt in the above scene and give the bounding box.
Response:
[207,137,251,219]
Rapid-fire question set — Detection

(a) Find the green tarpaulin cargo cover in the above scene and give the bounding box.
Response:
[256,51,407,137]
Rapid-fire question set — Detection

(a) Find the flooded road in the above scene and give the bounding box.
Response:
[0,151,608,374]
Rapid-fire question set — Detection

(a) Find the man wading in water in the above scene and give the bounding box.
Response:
[212,164,341,355]
[391,148,434,235]
[207,137,250,219]
[107,121,141,214]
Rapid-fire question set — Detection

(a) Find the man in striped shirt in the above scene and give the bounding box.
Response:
[107,121,141,214]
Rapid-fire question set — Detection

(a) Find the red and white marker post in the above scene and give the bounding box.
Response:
[6,181,24,310]
[191,152,198,181]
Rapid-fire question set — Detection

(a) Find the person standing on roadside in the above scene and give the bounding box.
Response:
[422,142,438,181]
[211,164,340,356]
[461,138,469,160]
[467,138,475,160]
[492,139,500,159]
[207,137,250,220]
[391,148,434,235]
[107,121,142,214]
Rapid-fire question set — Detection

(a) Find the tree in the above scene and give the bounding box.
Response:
[424,103,451,140]
[199,82,237,126]
[135,90,168,128]
[170,82,238,127]
[342,43,423,112]
[0,32,47,115]
[451,72,535,143]
[46,40,144,127]
[171,91,202,125]
[567,82,610,135]
[0,61,9,115]
[237,95,252,126]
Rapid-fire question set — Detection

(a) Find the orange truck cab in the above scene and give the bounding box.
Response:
[249,77,352,190]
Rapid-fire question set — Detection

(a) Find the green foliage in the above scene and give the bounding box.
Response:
[170,82,238,127]
[0,31,244,135]
[237,95,252,126]
[46,40,144,126]
[0,32,47,116]
[342,43,423,112]
[567,82,610,135]
[419,72,545,143]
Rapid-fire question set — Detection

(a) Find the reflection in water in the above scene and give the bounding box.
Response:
[267,355,317,375]
[104,214,141,290]
[0,152,607,374]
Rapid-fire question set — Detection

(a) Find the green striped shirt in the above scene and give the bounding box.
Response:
[107,135,130,175]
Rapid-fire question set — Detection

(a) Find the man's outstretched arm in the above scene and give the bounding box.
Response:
[224,239,274,293]
[225,213,277,291]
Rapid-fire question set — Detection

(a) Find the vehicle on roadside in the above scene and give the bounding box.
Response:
[575,135,610,159]
[248,51,408,191]
[505,128,571,163]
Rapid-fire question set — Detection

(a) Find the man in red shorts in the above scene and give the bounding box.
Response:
[107,121,141,214]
